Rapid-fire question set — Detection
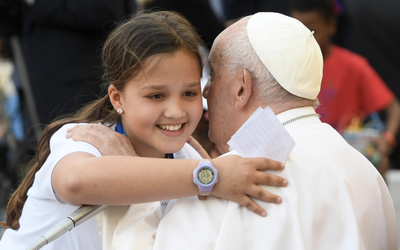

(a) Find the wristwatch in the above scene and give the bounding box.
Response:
[193,159,218,200]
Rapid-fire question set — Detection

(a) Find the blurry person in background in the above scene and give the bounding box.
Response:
[289,0,400,177]
[140,0,225,50]
[222,0,290,26]
[19,0,135,128]
[344,0,400,170]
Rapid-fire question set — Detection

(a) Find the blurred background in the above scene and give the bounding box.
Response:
[1,0,400,247]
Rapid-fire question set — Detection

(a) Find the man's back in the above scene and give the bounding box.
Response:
[152,107,397,250]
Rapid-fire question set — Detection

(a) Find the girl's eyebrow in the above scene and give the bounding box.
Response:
[141,85,166,90]
[141,82,200,90]
[186,82,201,88]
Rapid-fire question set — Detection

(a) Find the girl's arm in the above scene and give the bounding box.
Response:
[53,154,285,217]
[57,124,288,217]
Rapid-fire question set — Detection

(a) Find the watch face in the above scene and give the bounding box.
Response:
[198,167,214,184]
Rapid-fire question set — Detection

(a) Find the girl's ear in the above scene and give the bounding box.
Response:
[234,69,253,111]
[108,84,123,111]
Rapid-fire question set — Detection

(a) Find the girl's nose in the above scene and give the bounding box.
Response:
[164,98,185,119]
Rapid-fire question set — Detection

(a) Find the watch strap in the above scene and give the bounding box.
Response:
[199,190,211,196]
[198,195,208,200]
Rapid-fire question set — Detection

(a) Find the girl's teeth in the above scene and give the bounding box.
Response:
[159,124,182,131]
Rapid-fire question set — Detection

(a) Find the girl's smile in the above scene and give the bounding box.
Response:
[157,123,186,137]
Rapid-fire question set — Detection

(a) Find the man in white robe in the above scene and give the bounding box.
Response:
[150,12,397,250]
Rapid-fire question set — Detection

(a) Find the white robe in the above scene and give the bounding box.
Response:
[97,143,202,250]
[151,106,397,250]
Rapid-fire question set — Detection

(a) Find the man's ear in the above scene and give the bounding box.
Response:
[108,84,123,111]
[234,69,253,111]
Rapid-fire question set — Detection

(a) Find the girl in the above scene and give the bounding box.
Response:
[0,11,287,249]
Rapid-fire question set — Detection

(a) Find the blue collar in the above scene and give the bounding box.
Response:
[116,120,127,136]
[116,120,174,159]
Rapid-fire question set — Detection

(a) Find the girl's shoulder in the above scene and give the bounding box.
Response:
[49,123,102,157]
[50,123,85,144]
[51,122,114,143]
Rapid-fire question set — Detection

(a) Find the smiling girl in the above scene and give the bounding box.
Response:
[0,11,287,249]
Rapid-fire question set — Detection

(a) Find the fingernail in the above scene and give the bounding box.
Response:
[261,212,267,217]
[280,163,285,169]
[282,180,288,186]
[276,197,282,204]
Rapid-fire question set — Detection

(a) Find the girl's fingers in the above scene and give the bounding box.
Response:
[238,196,267,217]
[247,185,282,204]
[252,157,285,171]
[254,171,288,187]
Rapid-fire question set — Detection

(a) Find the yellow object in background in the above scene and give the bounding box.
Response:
[341,116,382,167]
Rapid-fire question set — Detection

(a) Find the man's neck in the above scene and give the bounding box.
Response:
[265,105,296,116]
[266,102,315,116]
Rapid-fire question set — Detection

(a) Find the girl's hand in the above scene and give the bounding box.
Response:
[66,124,137,156]
[186,136,211,159]
[210,155,288,217]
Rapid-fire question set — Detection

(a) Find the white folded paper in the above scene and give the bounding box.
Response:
[227,106,295,161]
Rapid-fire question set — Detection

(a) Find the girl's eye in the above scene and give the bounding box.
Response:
[149,94,163,99]
[184,92,197,97]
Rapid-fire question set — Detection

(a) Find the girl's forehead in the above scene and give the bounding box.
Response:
[123,74,202,93]
[125,49,202,90]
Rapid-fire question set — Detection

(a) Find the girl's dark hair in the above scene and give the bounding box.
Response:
[0,10,203,230]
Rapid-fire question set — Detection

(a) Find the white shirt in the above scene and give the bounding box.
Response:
[150,106,397,250]
[0,123,102,250]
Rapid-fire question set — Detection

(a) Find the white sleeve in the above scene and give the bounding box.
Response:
[29,123,102,204]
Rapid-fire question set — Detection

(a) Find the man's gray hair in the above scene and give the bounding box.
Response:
[221,22,319,109]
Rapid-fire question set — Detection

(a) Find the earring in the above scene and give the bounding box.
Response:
[117,108,123,114]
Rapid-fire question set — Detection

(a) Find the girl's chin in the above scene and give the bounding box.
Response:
[159,141,187,155]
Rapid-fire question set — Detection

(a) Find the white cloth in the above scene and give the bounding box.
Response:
[97,142,202,250]
[0,123,103,250]
[150,106,397,250]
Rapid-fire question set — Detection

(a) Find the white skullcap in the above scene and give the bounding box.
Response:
[247,12,323,100]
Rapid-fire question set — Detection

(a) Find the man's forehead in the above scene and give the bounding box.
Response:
[209,34,222,56]
[209,40,222,69]
[209,17,249,61]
